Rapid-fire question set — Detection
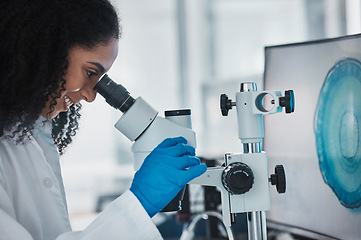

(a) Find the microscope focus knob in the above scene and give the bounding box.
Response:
[269,165,286,194]
[220,94,233,116]
[222,162,254,195]
[279,90,295,114]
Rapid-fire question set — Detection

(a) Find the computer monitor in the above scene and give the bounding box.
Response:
[264,34,361,240]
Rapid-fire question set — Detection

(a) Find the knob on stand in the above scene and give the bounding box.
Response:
[222,162,254,195]
[279,90,295,114]
[269,165,286,194]
[220,94,235,116]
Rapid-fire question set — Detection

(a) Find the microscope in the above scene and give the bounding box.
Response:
[94,74,197,211]
[95,75,294,239]
[189,82,294,239]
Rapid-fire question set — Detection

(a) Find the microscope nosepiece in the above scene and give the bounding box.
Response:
[94,74,135,113]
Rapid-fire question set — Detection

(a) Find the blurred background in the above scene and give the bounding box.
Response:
[60,0,361,239]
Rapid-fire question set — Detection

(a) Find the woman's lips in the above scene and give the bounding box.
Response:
[64,95,74,110]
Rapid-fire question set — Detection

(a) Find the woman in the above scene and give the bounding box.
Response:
[0,0,206,239]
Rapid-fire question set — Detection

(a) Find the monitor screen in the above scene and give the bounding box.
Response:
[264,34,361,239]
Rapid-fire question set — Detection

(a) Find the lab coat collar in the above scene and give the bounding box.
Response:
[34,115,52,136]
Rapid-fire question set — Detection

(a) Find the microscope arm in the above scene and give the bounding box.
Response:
[189,167,233,226]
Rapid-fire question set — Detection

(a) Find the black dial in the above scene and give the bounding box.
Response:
[222,162,254,195]
[220,94,233,116]
[269,165,286,194]
[279,90,295,114]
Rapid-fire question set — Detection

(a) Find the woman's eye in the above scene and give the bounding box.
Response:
[86,70,96,78]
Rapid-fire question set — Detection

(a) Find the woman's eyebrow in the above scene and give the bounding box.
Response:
[88,61,105,73]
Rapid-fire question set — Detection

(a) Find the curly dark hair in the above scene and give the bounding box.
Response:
[0,0,120,155]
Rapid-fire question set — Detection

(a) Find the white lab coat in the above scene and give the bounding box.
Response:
[0,116,163,240]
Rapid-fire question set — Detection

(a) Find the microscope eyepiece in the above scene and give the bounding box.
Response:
[94,74,135,113]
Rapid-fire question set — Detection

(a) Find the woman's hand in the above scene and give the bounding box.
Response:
[130,136,207,217]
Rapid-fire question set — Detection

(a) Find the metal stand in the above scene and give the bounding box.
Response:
[190,81,292,239]
[244,142,267,240]
[247,211,267,240]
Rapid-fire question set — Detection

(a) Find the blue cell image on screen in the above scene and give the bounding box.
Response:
[314,58,361,208]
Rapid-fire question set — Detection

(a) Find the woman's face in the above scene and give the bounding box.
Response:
[41,38,119,119]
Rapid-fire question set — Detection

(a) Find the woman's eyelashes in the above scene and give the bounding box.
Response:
[86,70,97,78]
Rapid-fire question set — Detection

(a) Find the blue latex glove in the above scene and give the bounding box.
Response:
[130,136,207,217]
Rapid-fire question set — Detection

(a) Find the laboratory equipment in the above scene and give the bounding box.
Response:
[189,82,294,240]
[94,74,196,211]
[94,74,294,239]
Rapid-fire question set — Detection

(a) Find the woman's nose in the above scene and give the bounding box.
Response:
[81,86,97,102]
